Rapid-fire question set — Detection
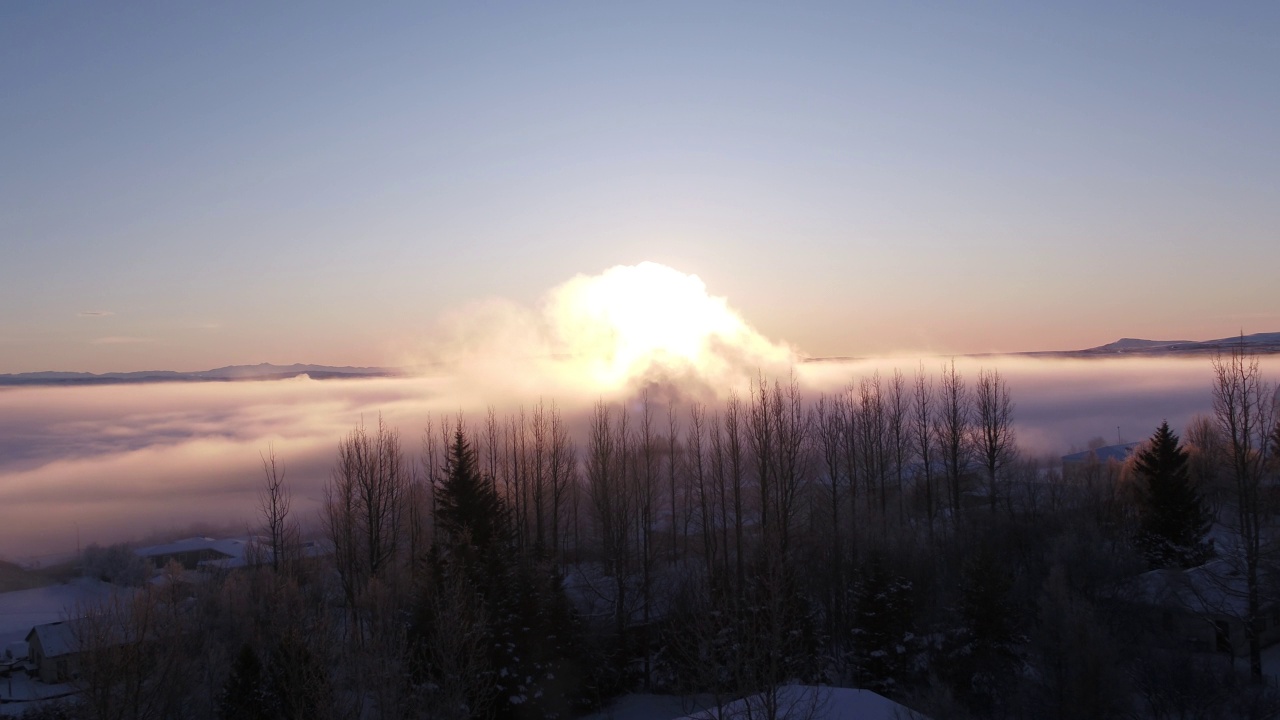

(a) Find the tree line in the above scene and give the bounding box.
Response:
[42,347,1280,720]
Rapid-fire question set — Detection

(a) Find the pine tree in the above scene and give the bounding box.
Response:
[437,426,511,554]
[849,558,916,693]
[423,425,588,719]
[943,546,1023,716]
[1133,421,1212,569]
[219,644,276,720]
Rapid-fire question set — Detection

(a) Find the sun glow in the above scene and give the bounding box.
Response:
[544,262,795,388]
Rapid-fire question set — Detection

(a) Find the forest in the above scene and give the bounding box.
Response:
[26,346,1280,720]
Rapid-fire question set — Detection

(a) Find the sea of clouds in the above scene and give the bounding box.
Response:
[1,263,1274,559]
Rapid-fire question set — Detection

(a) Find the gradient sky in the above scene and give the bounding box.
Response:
[2,2,1278,373]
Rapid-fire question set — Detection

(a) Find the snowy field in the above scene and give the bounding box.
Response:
[586,686,925,720]
[0,578,119,646]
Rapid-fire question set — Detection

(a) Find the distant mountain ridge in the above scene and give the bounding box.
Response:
[0,363,399,387]
[7,333,1280,384]
[1071,332,1280,356]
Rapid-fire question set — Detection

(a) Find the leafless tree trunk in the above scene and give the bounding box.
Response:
[765,373,809,557]
[638,390,659,688]
[548,402,574,563]
[725,392,747,592]
[668,402,683,565]
[750,376,779,553]
[913,364,937,541]
[857,373,889,533]
[259,444,292,574]
[975,367,1016,516]
[1211,344,1277,681]
[531,400,549,553]
[689,403,718,581]
[887,368,912,526]
[484,406,501,494]
[841,384,861,563]
[324,415,409,639]
[507,409,529,550]
[588,400,633,657]
[814,392,846,652]
[422,414,447,548]
[938,359,972,521]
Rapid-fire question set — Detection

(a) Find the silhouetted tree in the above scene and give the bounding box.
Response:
[1133,421,1212,569]
[975,368,1016,515]
[436,422,510,554]
[849,557,915,694]
[1211,344,1277,681]
[219,644,275,720]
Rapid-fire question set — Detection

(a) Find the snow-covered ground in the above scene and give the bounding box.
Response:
[0,577,121,646]
[586,686,925,720]
[583,693,718,720]
[0,672,76,716]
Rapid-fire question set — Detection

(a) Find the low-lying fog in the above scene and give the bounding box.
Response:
[3,354,1274,561]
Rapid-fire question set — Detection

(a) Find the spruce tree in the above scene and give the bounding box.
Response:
[850,558,916,693]
[436,426,510,554]
[219,644,276,720]
[1134,421,1212,569]
[423,425,588,719]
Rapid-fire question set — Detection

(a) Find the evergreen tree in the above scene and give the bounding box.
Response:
[943,546,1024,716]
[268,633,331,720]
[849,558,916,693]
[420,425,588,720]
[219,644,276,720]
[1133,421,1212,569]
[437,426,511,554]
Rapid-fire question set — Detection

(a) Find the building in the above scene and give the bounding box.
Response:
[25,620,80,684]
[1130,558,1280,656]
[133,536,256,571]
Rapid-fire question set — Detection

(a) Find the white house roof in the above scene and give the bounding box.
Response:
[673,685,929,720]
[25,620,79,659]
[134,536,250,561]
[1133,557,1280,618]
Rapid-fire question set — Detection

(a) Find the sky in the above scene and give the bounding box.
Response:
[2,2,1279,373]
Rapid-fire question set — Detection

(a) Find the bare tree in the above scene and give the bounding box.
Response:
[259,444,293,574]
[913,364,938,539]
[548,401,575,562]
[668,401,683,565]
[768,373,810,557]
[689,403,718,580]
[324,415,409,624]
[637,390,660,688]
[938,359,972,521]
[1211,344,1277,680]
[887,368,913,525]
[725,393,748,592]
[531,400,550,553]
[857,374,889,528]
[975,367,1016,515]
[587,400,633,655]
[841,384,861,563]
[813,393,846,649]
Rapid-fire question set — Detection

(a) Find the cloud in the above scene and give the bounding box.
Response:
[422,261,798,401]
[4,263,1278,560]
[2,354,1272,559]
[77,311,114,318]
[89,336,155,345]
